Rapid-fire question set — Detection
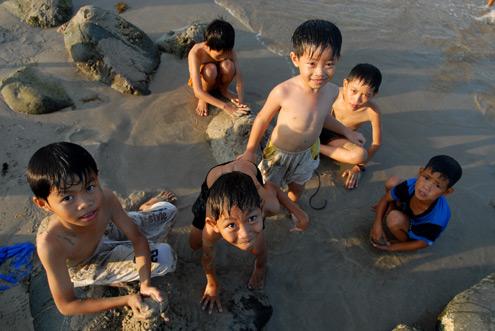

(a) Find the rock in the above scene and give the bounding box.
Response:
[156,22,207,58]
[3,0,72,28]
[392,324,422,331]
[0,66,74,114]
[228,290,273,330]
[437,273,495,331]
[206,112,255,163]
[62,5,160,95]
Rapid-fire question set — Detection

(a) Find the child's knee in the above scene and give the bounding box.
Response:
[386,210,408,229]
[219,59,235,76]
[202,63,218,82]
[348,146,367,164]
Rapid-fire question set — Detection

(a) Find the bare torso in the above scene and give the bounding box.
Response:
[331,87,378,131]
[271,77,339,152]
[189,42,234,67]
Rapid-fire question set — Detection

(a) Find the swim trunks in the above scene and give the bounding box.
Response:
[259,139,320,187]
[68,202,177,287]
[191,161,263,230]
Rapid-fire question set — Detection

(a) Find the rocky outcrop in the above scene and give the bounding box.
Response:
[437,273,495,331]
[156,22,207,58]
[392,324,421,331]
[206,111,255,163]
[3,0,72,28]
[62,5,160,95]
[0,66,73,114]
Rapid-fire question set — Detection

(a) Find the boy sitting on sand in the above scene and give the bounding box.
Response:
[189,158,309,251]
[370,155,462,252]
[188,18,250,117]
[28,142,177,317]
[198,171,266,313]
[320,63,382,190]
[241,19,365,203]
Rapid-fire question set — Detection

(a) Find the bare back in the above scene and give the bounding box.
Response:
[271,76,339,152]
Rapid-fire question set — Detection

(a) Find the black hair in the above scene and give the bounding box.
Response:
[346,63,382,94]
[204,18,235,51]
[26,142,98,200]
[206,171,261,220]
[424,155,462,188]
[291,19,342,59]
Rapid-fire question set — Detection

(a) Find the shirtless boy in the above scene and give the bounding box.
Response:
[199,171,266,313]
[188,18,249,117]
[189,158,309,251]
[320,63,382,190]
[28,142,177,317]
[241,19,365,202]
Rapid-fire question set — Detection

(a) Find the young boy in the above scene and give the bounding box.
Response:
[319,63,382,190]
[188,18,250,117]
[241,19,365,202]
[198,171,266,314]
[28,142,177,318]
[370,155,462,252]
[189,158,309,251]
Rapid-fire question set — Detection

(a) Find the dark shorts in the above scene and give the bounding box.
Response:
[320,128,345,145]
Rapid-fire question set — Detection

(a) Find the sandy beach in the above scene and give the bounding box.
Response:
[1,0,495,330]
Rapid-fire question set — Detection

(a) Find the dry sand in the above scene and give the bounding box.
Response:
[1,1,495,330]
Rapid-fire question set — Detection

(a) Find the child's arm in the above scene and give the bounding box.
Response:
[372,239,428,252]
[365,106,382,164]
[240,86,283,162]
[109,193,163,303]
[200,228,222,314]
[233,51,245,104]
[323,114,366,146]
[265,181,309,231]
[37,242,146,316]
[370,191,393,243]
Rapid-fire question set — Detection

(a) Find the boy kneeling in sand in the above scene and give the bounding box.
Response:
[198,171,266,313]
[188,18,250,117]
[370,155,462,252]
[28,142,176,317]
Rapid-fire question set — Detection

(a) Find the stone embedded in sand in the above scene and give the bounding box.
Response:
[206,112,259,163]
[3,0,72,28]
[156,22,207,58]
[62,5,160,95]
[437,273,495,331]
[392,324,422,331]
[0,66,74,114]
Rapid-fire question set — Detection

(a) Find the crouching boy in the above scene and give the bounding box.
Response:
[28,142,177,317]
[199,171,266,314]
[370,155,462,252]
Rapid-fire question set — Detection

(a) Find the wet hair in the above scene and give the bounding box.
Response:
[206,171,261,220]
[26,142,98,200]
[346,63,382,94]
[424,155,462,188]
[292,19,342,59]
[204,18,235,51]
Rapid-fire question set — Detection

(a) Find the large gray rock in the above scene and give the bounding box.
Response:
[437,273,495,331]
[156,22,207,58]
[62,5,160,95]
[4,0,72,28]
[392,324,421,331]
[206,112,255,163]
[0,66,73,114]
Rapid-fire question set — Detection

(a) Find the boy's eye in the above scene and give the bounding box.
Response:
[225,223,236,229]
[248,215,258,223]
[87,184,95,192]
[61,195,73,202]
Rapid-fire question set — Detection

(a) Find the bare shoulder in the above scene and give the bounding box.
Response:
[366,101,381,117]
[188,42,204,58]
[36,217,69,263]
[273,78,296,98]
[102,187,124,215]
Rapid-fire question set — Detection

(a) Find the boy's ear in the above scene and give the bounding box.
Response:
[205,216,220,233]
[343,78,348,87]
[418,167,425,176]
[289,52,299,67]
[32,197,53,213]
[444,187,454,196]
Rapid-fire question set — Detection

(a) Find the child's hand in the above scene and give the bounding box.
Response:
[290,210,309,232]
[127,293,151,319]
[370,221,384,244]
[370,240,392,251]
[342,166,361,190]
[140,284,164,303]
[346,131,366,146]
[201,282,222,314]
[224,102,250,117]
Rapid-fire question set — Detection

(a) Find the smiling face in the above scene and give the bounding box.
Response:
[209,205,263,251]
[290,46,337,91]
[342,79,375,110]
[414,168,453,202]
[34,174,103,228]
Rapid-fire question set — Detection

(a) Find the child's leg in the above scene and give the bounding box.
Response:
[189,227,203,251]
[196,63,218,116]
[217,59,236,100]
[383,210,410,242]
[248,232,267,289]
[138,191,176,212]
[287,182,304,202]
[320,138,368,165]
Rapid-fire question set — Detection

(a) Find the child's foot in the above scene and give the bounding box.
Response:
[139,191,177,211]
[195,99,209,116]
[248,263,266,289]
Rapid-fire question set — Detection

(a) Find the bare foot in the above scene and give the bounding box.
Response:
[195,99,208,116]
[139,191,177,211]
[247,263,266,289]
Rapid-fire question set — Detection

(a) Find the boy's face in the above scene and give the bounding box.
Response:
[34,174,103,228]
[342,79,375,110]
[290,46,337,91]
[208,205,263,251]
[207,48,229,61]
[414,168,453,202]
